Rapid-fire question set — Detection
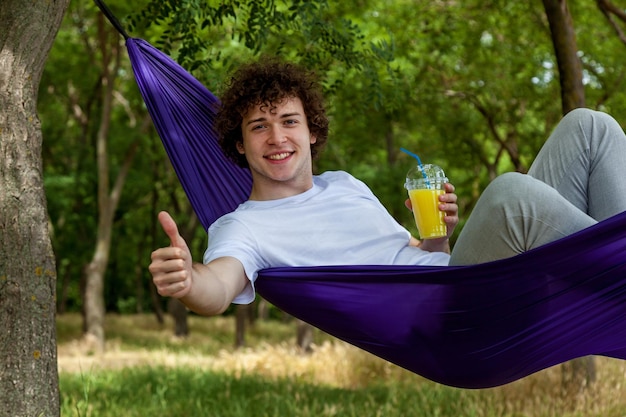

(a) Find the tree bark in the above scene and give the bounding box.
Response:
[0,0,70,415]
[542,0,586,113]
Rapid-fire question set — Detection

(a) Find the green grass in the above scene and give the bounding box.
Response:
[58,314,626,417]
[60,366,497,417]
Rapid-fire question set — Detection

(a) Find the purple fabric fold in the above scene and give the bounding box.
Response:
[256,213,626,388]
[127,38,252,229]
[124,36,626,389]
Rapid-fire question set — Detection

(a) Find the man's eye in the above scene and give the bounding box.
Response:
[285,119,297,125]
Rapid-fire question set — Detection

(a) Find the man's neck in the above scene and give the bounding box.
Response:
[248,176,314,201]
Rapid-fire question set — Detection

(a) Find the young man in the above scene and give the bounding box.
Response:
[149,60,626,316]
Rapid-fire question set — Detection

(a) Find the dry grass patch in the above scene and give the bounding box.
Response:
[58,313,626,416]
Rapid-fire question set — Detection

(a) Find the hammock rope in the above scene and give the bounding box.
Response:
[96,1,626,389]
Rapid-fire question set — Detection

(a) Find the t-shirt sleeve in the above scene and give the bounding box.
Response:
[203,216,267,305]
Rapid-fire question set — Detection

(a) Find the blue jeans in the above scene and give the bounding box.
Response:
[449,108,626,265]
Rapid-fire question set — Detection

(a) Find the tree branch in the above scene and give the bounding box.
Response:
[596,0,626,45]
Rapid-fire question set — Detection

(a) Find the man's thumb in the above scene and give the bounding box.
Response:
[158,211,185,248]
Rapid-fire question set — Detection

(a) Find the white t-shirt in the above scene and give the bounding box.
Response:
[204,171,450,303]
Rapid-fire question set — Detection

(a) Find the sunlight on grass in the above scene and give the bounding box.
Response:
[58,313,626,417]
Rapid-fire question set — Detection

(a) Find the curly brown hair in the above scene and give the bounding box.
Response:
[215,59,329,168]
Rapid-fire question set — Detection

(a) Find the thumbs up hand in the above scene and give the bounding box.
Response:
[149,211,194,298]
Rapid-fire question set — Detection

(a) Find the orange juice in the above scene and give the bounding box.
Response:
[408,188,446,239]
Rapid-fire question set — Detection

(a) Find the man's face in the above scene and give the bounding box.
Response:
[238,97,317,199]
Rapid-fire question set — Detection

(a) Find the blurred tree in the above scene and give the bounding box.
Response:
[42,0,151,351]
[41,0,172,347]
[82,11,141,352]
[0,0,70,415]
[542,0,585,113]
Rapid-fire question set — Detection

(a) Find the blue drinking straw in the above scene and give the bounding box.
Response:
[400,147,431,187]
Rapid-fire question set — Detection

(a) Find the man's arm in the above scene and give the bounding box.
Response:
[149,211,248,316]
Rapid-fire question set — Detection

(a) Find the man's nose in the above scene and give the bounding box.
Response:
[267,127,287,144]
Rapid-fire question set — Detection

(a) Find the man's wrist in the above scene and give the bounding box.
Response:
[420,238,450,254]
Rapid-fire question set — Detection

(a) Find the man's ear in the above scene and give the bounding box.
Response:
[236,141,245,154]
[310,135,317,144]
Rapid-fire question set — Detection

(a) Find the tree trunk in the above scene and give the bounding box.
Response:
[83,136,138,351]
[83,16,138,351]
[561,356,596,395]
[134,244,145,314]
[235,304,254,348]
[83,245,108,352]
[257,298,270,319]
[542,0,586,113]
[0,0,70,416]
[168,299,189,337]
[296,320,314,353]
[542,0,596,388]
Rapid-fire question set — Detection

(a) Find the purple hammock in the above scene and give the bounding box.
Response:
[97,2,626,389]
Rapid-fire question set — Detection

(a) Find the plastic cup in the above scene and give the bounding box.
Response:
[404,164,448,239]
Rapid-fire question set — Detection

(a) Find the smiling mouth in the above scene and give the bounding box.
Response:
[266,152,293,161]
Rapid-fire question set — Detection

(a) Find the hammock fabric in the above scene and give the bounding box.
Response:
[97,1,626,389]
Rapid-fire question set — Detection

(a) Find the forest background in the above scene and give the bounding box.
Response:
[43,0,626,333]
[2,0,626,415]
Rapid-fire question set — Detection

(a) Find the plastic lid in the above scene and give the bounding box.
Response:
[407,163,446,180]
[405,164,448,189]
